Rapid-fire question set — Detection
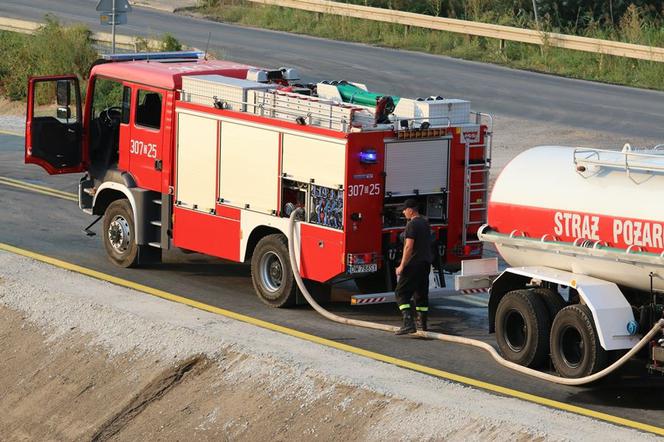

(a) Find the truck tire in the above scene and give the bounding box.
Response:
[103,199,140,268]
[533,288,566,321]
[550,304,608,378]
[251,234,296,308]
[495,289,551,368]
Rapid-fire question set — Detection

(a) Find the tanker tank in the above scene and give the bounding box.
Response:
[483,145,664,293]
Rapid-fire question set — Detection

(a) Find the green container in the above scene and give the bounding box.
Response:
[335,82,400,107]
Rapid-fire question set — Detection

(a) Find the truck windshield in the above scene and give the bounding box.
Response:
[89,77,128,175]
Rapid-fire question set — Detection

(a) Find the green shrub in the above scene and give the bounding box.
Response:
[161,33,183,51]
[0,16,98,102]
[0,17,187,102]
[134,33,184,52]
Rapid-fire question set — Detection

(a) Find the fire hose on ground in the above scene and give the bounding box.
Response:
[288,209,664,386]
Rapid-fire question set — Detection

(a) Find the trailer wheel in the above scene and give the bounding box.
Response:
[103,199,140,268]
[533,288,566,321]
[550,305,608,378]
[495,289,551,368]
[251,234,296,308]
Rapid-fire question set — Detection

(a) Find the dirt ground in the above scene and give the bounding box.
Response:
[0,306,398,441]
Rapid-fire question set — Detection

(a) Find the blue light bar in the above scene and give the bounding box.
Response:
[101,51,205,62]
[359,149,378,164]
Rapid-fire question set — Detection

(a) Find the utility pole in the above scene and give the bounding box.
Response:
[111,0,116,54]
[532,0,540,30]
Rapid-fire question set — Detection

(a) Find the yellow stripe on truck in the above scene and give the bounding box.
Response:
[0,241,662,437]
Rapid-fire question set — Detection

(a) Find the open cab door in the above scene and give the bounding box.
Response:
[25,75,85,174]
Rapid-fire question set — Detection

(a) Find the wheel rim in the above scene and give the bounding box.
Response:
[108,215,130,253]
[259,251,284,293]
[559,325,584,368]
[504,309,527,352]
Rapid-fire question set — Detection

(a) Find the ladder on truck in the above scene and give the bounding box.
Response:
[461,113,493,250]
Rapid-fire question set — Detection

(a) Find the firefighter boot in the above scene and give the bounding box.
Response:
[395,309,416,335]
[415,310,428,332]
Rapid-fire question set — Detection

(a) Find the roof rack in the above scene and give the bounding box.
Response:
[102,51,204,62]
[574,145,664,183]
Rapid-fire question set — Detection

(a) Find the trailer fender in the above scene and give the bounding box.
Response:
[493,266,640,351]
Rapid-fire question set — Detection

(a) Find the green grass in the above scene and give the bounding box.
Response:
[188,1,664,91]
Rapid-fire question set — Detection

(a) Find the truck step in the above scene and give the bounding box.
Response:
[152,199,162,205]
[150,220,162,227]
[148,242,162,249]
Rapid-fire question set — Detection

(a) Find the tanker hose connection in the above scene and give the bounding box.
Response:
[287,208,664,386]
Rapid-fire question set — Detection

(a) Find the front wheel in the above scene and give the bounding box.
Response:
[103,199,140,268]
[251,234,296,308]
[550,305,608,378]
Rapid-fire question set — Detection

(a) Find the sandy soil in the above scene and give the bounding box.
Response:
[0,252,659,441]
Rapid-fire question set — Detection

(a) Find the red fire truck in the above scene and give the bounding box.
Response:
[25,51,491,307]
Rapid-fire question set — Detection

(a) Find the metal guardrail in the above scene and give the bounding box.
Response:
[0,17,158,51]
[4,4,663,63]
[248,0,664,63]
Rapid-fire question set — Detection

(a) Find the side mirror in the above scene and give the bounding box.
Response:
[56,80,71,106]
[57,106,71,120]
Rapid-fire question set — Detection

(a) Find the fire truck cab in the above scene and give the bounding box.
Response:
[25,51,491,307]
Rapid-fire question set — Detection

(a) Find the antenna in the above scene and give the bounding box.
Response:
[204,32,211,61]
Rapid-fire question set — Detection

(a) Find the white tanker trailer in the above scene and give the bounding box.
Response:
[458,145,664,378]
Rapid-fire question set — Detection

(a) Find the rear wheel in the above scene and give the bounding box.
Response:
[533,288,566,321]
[495,289,551,368]
[550,305,608,378]
[251,234,296,308]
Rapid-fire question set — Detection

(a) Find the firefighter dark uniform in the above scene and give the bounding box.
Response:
[395,198,432,335]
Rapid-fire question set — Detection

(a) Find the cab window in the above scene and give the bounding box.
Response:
[88,77,125,170]
[91,78,124,120]
[33,79,79,121]
[135,90,162,129]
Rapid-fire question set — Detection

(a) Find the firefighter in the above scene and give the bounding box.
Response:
[394,198,433,335]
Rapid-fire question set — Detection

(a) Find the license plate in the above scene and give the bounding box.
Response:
[348,263,378,274]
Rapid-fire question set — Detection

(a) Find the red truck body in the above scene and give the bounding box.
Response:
[25,52,491,305]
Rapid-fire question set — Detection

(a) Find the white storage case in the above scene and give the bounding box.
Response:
[394,98,470,126]
[181,75,276,111]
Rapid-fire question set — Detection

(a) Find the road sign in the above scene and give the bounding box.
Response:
[96,0,132,12]
[96,0,132,54]
[100,12,128,26]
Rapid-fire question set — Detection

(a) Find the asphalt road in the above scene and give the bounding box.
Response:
[2,0,664,432]
[2,131,664,430]
[2,0,664,140]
